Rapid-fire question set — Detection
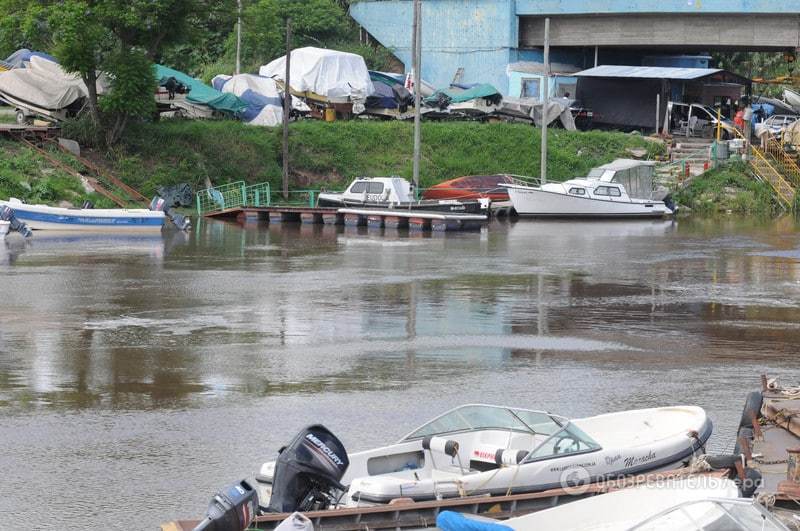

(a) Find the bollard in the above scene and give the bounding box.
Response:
[788,447,800,482]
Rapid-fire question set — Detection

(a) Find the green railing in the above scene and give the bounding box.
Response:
[196,181,272,216]
[269,189,319,207]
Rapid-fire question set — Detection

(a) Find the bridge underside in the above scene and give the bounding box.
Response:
[520,14,800,51]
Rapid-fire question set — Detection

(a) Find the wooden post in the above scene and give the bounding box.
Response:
[411,0,422,194]
[235,0,242,75]
[540,18,550,185]
[655,93,660,136]
[282,17,292,200]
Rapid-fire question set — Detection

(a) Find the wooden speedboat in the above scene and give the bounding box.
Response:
[0,198,165,231]
[423,174,514,202]
[318,177,488,214]
[254,404,712,512]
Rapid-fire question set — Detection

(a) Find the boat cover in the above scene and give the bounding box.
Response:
[155,64,247,115]
[3,48,58,69]
[424,84,502,107]
[212,73,283,126]
[0,56,101,111]
[366,71,412,110]
[436,512,512,531]
[259,47,374,99]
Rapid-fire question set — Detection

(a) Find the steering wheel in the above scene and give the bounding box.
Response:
[552,435,581,455]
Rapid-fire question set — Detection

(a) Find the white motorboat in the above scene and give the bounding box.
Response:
[436,477,788,531]
[502,178,672,218]
[255,404,711,512]
[0,220,9,237]
[502,159,673,218]
[318,177,489,214]
[0,198,166,231]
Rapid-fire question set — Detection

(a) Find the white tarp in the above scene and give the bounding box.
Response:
[259,47,374,100]
[217,74,284,127]
[0,56,106,112]
[213,73,311,127]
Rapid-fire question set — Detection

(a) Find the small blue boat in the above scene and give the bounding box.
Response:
[0,198,166,231]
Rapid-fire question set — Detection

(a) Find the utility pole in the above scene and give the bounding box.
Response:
[235,0,242,75]
[411,0,422,194]
[282,17,292,200]
[540,18,550,184]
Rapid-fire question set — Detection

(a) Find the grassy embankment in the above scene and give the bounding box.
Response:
[0,119,780,216]
[674,162,782,216]
[93,120,665,194]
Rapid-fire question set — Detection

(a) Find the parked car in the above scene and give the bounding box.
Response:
[755,114,799,139]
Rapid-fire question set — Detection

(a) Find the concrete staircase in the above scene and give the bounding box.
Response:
[655,138,714,187]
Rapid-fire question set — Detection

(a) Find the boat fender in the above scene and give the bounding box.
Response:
[739,391,763,429]
[435,511,513,531]
[737,467,762,498]
[495,449,528,466]
[703,454,743,470]
[422,436,459,458]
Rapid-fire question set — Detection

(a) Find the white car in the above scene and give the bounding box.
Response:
[755,114,799,139]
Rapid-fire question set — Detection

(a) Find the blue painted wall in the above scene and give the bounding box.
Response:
[350,0,517,93]
[351,0,799,96]
[515,0,800,15]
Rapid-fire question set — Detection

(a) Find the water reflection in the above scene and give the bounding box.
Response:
[3,216,800,529]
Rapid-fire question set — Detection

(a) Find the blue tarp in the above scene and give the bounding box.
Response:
[436,512,514,531]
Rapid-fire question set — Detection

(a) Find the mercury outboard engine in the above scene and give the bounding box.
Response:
[1,206,32,238]
[266,424,349,513]
[193,479,258,531]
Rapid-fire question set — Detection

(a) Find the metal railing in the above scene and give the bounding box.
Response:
[269,189,319,207]
[761,134,800,189]
[196,181,272,216]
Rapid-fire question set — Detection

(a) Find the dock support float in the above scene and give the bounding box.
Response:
[300,212,324,224]
[344,213,366,227]
[409,217,432,231]
[383,215,409,229]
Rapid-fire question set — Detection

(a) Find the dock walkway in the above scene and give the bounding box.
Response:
[198,182,486,232]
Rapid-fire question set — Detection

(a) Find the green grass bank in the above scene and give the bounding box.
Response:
[673,163,781,216]
[100,120,665,195]
[1,120,781,218]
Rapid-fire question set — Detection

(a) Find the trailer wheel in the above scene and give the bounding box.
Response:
[15,110,31,125]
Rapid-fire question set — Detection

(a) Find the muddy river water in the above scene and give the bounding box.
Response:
[1,217,799,530]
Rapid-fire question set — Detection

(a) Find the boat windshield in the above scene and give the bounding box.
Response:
[401,405,584,446]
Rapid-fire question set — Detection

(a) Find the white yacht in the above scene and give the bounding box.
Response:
[502,160,674,218]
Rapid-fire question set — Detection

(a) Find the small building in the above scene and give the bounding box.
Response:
[573,66,751,131]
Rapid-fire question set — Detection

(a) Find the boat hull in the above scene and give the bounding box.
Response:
[506,185,672,218]
[423,175,513,202]
[318,195,485,214]
[0,200,166,232]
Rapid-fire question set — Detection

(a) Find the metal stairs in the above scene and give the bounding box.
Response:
[749,137,800,208]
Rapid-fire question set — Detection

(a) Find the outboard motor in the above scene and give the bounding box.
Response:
[1,206,32,238]
[150,195,191,231]
[267,424,349,513]
[193,479,259,531]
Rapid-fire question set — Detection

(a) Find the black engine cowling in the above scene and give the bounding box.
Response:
[266,424,349,513]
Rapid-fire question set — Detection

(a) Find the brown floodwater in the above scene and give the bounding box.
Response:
[1,217,799,530]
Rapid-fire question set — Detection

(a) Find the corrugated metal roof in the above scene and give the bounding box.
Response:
[573,65,723,80]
